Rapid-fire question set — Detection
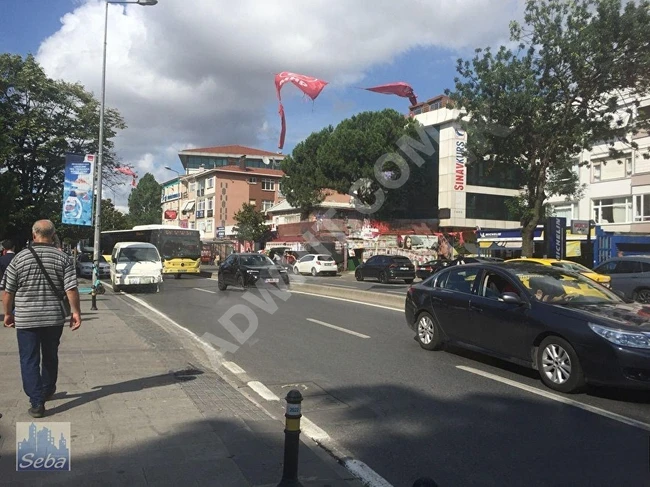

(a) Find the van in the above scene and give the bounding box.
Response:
[110,242,163,292]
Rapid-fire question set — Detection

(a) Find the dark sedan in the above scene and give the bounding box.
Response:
[355,254,415,284]
[405,261,650,393]
[416,259,452,280]
[218,253,289,290]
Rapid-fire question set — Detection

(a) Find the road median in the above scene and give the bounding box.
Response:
[290,282,404,309]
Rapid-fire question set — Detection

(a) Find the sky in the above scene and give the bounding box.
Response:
[1,0,525,212]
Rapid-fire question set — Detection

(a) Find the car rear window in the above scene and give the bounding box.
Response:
[392,257,412,264]
[317,255,334,261]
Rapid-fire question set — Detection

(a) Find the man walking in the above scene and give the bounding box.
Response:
[0,239,16,284]
[2,220,81,418]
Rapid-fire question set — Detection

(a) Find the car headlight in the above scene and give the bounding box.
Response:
[588,323,650,349]
[246,270,258,274]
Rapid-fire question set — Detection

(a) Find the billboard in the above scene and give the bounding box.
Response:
[62,154,95,226]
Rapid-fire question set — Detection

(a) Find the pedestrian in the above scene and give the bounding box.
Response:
[2,220,81,418]
[0,239,16,285]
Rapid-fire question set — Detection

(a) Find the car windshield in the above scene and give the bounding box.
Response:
[241,254,275,266]
[510,267,621,304]
[550,261,593,273]
[118,247,160,263]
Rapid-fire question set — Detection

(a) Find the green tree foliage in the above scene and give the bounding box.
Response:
[280,109,438,221]
[127,173,162,226]
[233,203,269,244]
[446,0,650,256]
[0,54,126,243]
[100,198,129,231]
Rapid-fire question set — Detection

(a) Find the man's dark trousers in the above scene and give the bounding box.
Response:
[17,326,64,407]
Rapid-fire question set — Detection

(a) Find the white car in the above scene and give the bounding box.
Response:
[76,254,110,278]
[293,254,338,276]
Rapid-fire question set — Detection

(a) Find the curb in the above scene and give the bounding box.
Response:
[290,282,404,309]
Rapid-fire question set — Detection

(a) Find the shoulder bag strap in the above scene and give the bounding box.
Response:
[28,247,64,300]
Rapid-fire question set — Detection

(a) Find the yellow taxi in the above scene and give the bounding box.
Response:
[506,258,611,287]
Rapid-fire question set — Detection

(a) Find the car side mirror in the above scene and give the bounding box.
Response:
[499,292,523,304]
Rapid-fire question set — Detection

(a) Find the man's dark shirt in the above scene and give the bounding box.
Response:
[0,251,15,281]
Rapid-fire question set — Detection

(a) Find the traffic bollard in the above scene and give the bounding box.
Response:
[90,286,97,311]
[277,389,303,487]
[413,477,439,486]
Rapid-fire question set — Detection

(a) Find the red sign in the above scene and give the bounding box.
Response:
[164,210,178,220]
[179,220,188,228]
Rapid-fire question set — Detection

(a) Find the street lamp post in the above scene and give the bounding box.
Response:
[91,0,158,310]
[164,166,182,226]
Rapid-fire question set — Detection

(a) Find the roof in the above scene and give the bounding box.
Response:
[179,145,282,157]
[266,198,353,213]
[114,242,158,248]
[211,166,283,177]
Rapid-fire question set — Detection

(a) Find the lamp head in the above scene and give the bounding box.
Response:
[137,0,158,5]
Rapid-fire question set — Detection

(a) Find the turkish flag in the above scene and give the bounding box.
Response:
[364,82,418,106]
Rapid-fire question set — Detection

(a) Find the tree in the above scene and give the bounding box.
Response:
[0,54,126,242]
[233,203,269,244]
[280,109,438,221]
[100,199,129,231]
[446,0,650,256]
[127,173,162,226]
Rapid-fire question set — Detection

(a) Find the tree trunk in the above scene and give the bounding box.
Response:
[521,223,537,257]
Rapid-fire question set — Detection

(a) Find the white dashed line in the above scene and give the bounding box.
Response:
[193,287,216,294]
[306,318,371,339]
[222,361,246,375]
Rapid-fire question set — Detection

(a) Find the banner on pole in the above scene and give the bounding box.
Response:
[62,154,95,226]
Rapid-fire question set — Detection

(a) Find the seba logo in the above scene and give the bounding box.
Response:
[16,422,71,471]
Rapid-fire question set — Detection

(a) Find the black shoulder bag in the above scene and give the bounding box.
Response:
[28,247,72,319]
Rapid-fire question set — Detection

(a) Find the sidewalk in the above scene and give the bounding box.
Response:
[0,292,364,486]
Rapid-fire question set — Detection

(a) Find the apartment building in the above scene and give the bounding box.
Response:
[546,95,650,233]
[410,95,523,231]
[161,145,285,240]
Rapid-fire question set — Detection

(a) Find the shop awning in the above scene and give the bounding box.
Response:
[490,241,522,250]
[182,200,195,212]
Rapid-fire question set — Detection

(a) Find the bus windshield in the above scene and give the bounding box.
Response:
[159,233,201,260]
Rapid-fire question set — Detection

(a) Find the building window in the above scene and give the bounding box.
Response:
[190,222,195,230]
[189,182,196,193]
[197,180,205,197]
[197,200,205,211]
[207,177,214,189]
[551,204,574,224]
[249,199,256,206]
[207,197,214,211]
[592,156,629,182]
[634,194,650,222]
[593,197,632,224]
[466,193,520,221]
[262,200,274,212]
[206,220,213,233]
[466,160,524,190]
[248,177,257,184]
[262,179,275,191]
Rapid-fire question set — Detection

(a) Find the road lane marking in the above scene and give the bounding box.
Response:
[457,365,650,432]
[343,459,394,487]
[223,361,246,375]
[193,287,216,294]
[289,290,403,311]
[386,290,406,295]
[247,381,280,401]
[320,283,357,289]
[306,318,370,339]
[301,417,330,441]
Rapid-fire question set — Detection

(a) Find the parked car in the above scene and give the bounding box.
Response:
[507,257,611,287]
[355,255,415,284]
[416,259,452,280]
[76,254,110,278]
[293,254,337,276]
[218,253,289,290]
[449,256,504,265]
[593,256,650,302]
[405,261,650,393]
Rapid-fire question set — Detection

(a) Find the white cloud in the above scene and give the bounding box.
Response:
[37,0,524,207]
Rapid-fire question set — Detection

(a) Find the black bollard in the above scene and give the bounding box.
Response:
[277,389,303,487]
[413,477,439,487]
[90,286,97,311]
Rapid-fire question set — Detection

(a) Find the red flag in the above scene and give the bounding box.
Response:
[115,166,137,177]
[274,72,328,150]
[364,82,418,106]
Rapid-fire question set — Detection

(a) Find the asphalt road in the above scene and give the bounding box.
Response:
[124,275,650,486]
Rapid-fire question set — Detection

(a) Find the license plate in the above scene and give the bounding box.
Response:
[400,267,409,270]
[265,278,279,283]
[130,278,140,285]
[324,263,333,266]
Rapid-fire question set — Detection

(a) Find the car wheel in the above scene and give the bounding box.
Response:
[217,275,227,291]
[111,277,121,293]
[633,288,650,303]
[237,274,247,289]
[379,272,388,284]
[293,266,300,275]
[311,267,318,276]
[537,336,585,393]
[355,269,364,281]
[404,279,414,284]
[416,312,443,351]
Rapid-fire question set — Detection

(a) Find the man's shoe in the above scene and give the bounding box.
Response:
[28,405,45,418]
[44,388,57,401]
